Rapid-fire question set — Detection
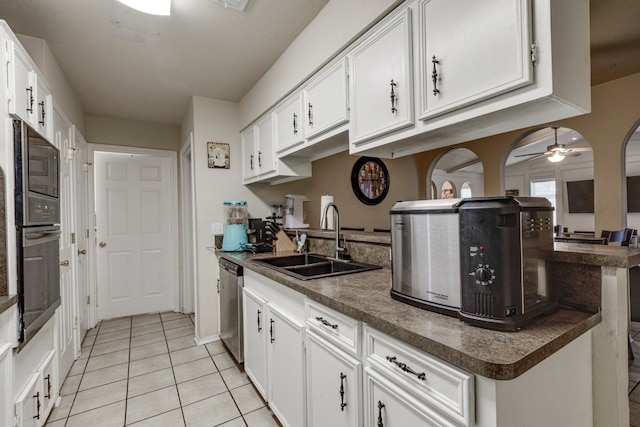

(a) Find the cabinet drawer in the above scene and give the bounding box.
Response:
[306,300,361,355]
[364,326,474,426]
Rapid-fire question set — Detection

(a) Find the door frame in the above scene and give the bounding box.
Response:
[87,144,180,324]
[180,133,197,314]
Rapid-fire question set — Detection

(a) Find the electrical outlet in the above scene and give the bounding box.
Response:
[211,222,224,235]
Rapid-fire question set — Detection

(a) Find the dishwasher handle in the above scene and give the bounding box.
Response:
[219,258,243,276]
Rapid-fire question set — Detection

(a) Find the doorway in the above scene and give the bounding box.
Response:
[90,145,179,320]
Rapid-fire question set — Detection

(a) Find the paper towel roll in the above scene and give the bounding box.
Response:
[320,195,335,230]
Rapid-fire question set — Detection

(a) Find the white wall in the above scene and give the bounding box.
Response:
[238,0,400,128]
[17,34,85,134]
[185,95,275,342]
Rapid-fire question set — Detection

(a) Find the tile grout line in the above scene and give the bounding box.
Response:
[161,312,189,427]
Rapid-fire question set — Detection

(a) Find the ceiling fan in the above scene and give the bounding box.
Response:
[514,127,591,162]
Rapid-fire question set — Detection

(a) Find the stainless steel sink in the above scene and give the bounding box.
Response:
[252,253,380,280]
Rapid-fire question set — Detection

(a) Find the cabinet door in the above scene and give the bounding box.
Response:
[306,331,361,427]
[364,367,456,427]
[255,114,276,175]
[274,93,304,153]
[38,350,57,420]
[7,40,36,123]
[419,0,533,119]
[15,372,42,427]
[267,303,305,427]
[35,76,52,140]
[304,58,349,140]
[349,8,414,145]
[243,288,268,399]
[241,127,257,180]
[0,344,12,427]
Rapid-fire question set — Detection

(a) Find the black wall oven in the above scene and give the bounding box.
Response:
[14,120,61,347]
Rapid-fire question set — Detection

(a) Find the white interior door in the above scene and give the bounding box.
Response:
[53,106,76,383]
[74,128,90,342]
[95,151,176,320]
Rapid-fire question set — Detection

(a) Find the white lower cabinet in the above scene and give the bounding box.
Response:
[306,330,361,427]
[243,288,268,399]
[14,372,42,427]
[267,303,306,427]
[364,367,455,427]
[37,350,57,421]
[0,343,13,427]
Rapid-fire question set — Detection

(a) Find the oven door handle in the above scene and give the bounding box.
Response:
[24,229,61,245]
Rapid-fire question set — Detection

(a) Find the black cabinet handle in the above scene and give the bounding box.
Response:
[257,309,262,332]
[33,392,41,419]
[308,103,313,126]
[250,154,254,170]
[269,319,275,343]
[432,56,440,96]
[339,372,347,411]
[386,355,426,380]
[45,374,52,399]
[315,316,338,330]
[258,151,262,167]
[39,101,46,126]
[390,80,397,113]
[293,112,298,135]
[26,87,34,113]
[377,400,385,427]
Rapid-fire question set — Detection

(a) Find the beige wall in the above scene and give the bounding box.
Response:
[413,72,640,234]
[270,147,420,231]
[85,115,180,151]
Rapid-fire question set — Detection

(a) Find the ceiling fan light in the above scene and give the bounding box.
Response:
[116,0,171,16]
[548,152,565,163]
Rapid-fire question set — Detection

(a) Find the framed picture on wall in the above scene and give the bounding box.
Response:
[208,142,230,169]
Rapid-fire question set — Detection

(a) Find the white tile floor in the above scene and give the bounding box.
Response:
[44,312,280,427]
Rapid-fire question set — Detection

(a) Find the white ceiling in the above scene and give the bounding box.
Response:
[0,0,328,125]
[0,0,638,128]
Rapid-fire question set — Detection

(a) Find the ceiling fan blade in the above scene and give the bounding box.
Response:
[567,147,591,152]
[514,152,546,157]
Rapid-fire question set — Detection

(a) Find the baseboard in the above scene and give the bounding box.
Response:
[194,334,220,346]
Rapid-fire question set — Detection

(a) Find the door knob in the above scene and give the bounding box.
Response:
[59,260,69,267]
[78,249,87,255]
[99,242,107,248]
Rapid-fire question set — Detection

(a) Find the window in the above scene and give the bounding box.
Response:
[460,182,472,198]
[530,178,556,222]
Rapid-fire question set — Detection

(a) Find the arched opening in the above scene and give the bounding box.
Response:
[503,126,593,232]
[441,180,456,199]
[623,119,640,237]
[460,182,473,198]
[427,148,484,199]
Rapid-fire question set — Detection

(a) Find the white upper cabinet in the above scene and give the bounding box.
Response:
[349,8,414,146]
[6,38,36,125]
[35,76,52,140]
[304,58,349,140]
[418,0,533,120]
[274,92,305,153]
[255,114,276,176]
[242,126,257,180]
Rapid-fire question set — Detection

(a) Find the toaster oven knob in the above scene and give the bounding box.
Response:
[474,267,493,284]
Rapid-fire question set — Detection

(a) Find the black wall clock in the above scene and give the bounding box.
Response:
[351,156,390,205]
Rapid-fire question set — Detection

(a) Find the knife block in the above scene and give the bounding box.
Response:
[274,231,296,252]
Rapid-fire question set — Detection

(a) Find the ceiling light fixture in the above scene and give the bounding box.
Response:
[548,152,565,163]
[116,0,171,16]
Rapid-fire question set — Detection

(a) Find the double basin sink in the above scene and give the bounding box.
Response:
[252,253,380,280]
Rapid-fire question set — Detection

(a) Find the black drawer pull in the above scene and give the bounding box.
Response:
[386,356,426,380]
[315,316,338,329]
[377,400,385,427]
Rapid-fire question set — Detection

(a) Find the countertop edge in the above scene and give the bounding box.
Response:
[219,252,601,380]
[0,294,17,316]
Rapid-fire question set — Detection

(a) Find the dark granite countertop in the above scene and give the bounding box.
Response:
[0,294,17,316]
[219,251,600,381]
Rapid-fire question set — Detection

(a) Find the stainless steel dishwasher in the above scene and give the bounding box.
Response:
[218,258,244,363]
